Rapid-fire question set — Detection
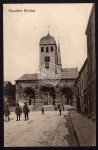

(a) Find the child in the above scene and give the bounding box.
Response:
[41,107,44,114]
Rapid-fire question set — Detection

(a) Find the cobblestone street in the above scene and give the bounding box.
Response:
[4,111,79,147]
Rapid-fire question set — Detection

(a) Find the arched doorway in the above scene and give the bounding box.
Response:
[24,88,35,105]
[61,87,73,105]
[40,86,55,105]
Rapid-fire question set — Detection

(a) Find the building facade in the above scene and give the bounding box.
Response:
[85,4,96,117]
[75,4,96,118]
[15,33,78,106]
[75,59,88,114]
[4,81,16,106]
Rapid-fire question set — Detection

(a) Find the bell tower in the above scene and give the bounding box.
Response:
[39,33,58,73]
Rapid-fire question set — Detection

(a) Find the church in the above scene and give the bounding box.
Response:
[15,32,78,106]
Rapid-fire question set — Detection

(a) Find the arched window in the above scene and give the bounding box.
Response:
[44,56,50,69]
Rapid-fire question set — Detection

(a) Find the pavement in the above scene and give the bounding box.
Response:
[7,104,96,147]
[4,110,79,147]
[69,111,96,146]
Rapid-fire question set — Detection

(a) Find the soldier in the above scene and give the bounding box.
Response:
[4,102,10,122]
[23,102,30,121]
[15,103,22,121]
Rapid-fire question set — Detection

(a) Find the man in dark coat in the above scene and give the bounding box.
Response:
[59,106,61,115]
[23,102,30,121]
[15,103,22,121]
[41,107,44,114]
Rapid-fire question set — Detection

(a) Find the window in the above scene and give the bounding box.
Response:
[45,56,50,69]
[51,46,53,52]
[46,47,49,53]
[41,47,44,52]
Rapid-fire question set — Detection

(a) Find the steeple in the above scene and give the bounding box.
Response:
[58,40,62,65]
[57,39,62,71]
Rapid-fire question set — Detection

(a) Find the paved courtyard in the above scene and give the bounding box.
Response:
[4,111,79,147]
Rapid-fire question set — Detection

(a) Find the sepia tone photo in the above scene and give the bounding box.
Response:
[3,3,96,147]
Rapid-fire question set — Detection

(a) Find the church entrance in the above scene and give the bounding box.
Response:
[40,87,55,105]
[61,87,73,105]
[23,88,35,105]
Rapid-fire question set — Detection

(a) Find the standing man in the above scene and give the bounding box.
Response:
[59,106,62,115]
[23,102,30,121]
[15,103,22,121]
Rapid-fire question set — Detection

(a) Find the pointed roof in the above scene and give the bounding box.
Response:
[4,81,12,87]
[39,33,56,45]
[57,41,62,65]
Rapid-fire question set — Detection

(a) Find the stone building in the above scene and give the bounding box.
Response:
[4,81,16,106]
[85,4,96,117]
[75,59,88,114]
[15,33,78,106]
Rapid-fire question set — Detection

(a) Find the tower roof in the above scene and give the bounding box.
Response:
[39,33,56,45]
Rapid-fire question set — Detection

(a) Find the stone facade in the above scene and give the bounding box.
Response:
[15,33,78,106]
[75,59,88,114]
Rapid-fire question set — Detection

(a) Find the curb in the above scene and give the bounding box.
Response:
[69,111,86,146]
[68,112,80,146]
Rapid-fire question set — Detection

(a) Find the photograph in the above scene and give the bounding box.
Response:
[3,3,96,147]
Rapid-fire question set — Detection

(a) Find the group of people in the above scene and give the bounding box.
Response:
[4,102,64,122]
[41,105,64,116]
[15,102,30,121]
[4,102,30,122]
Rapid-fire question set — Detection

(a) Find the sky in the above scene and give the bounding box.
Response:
[3,3,93,84]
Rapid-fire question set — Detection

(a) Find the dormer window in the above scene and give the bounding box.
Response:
[46,47,49,53]
[51,46,53,52]
[41,47,44,52]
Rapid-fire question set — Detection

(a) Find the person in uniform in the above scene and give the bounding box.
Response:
[23,102,30,121]
[15,103,22,121]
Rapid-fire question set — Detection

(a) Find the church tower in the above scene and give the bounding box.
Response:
[57,40,62,71]
[39,33,58,73]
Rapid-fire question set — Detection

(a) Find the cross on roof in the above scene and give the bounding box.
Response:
[47,24,50,34]
[58,36,60,43]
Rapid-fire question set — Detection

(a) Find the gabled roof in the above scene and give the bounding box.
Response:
[62,68,78,79]
[16,68,78,81]
[16,74,37,81]
[4,81,12,87]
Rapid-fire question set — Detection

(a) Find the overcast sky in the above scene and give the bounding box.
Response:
[3,3,93,84]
